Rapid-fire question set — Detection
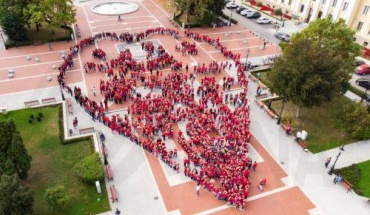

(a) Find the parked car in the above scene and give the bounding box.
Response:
[246,11,261,19]
[257,17,271,24]
[226,2,238,9]
[355,64,370,75]
[354,59,366,66]
[274,32,290,42]
[355,78,370,90]
[236,6,246,13]
[240,9,253,16]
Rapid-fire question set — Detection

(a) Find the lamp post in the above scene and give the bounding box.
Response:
[229,0,235,26]
[360,88,369,102]
[328,146,344,175]
[0,30,7,50]
[276,98,286,125]
[246,48,250,64]
[60,84,65,101]
[280,17,285,27]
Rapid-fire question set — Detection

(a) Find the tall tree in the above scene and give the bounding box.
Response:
[0,120,31,179]
[24,0,76,33]
[0,174,34,215]
[7,131,32,179]
[1,12,28,42]
[291,18,361,75]
[0,0,29,23]
[270,37,344,108]
[269,18,361,117]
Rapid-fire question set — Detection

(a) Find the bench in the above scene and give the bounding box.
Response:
[79,127,95,135]
[265,108,277,119]
[341,179,352,193]
[66,98,73,115]
[255,93,268,100]
[218,16,230,26]
[295,138,309,151]
[110,185,118,202]
[41,97,56,104]
[249,75,258,82]
[280,124,292,136]
[101,143,107,157]
[0,107,7,115]
[105,165,113,181]
[255,99,264,109]
[24,100,40,107]
[258,81,267,89]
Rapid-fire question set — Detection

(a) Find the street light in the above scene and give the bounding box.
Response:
[229,0,235,26]
[0,30,7,50]
[280,17,285,27]
[328,146,345,175]
[276,98,286,125]
[246,48,250,64]
[60,84,65,101]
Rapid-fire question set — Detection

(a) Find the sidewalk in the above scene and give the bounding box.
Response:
[233,60,370,215]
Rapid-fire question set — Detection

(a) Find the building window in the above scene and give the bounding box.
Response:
[363,6,369,15]
[364,42,369,47]
[357,22,363,31]
[343,2,349,11]
[332,0,338,7]
[288,0,292,5]
[300,5,305,12]
[322,0,326,4]
[281,0,284,3]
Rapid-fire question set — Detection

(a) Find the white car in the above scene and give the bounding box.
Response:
[257,17,271,24]
[240,9,253,16]
[226,2,238,9]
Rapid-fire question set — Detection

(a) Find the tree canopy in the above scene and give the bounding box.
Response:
[269,18,361,109]
[172,0,226,22]
[0,174,34,215]
[0,120,31,179]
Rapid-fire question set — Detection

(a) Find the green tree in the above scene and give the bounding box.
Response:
[0,120,31,179]
[274,8,283,16]
[44,184,69,210]
[73,153,104,184]
[270,37,344,108]
[291,18,361,74]
[1,12,28,42]
[0,0,29,23]
[256,1,263,9]
[336,102,370,139]
[269,18,361,117]
[24,0,76,33]
[0,174,34,215]
[7,131,32,179]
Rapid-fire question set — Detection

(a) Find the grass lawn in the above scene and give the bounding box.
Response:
[269,95,357,153]
[0,106,110,215]
[26,25,68,43]
[335,160,370,198]
[357,161,370,198]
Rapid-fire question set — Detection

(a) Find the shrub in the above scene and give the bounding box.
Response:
[44,185,68,210]
[335,102,370,139]
[274,8,283,16]
[256,2,263,8]
[38,112,43,118]
[73,153,104,184]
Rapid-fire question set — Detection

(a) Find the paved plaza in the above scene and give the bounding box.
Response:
[0,0,369,215]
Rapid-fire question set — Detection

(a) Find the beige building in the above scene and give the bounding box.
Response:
[248,0,370,48]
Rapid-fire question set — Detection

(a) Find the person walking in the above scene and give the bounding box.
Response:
[48,43,52,51]
[115,208,121,215]
[196,183,201,197]
[92,87,96,96]
[73,117,78,129]
[325,157,331,168]
[252,161,258,172]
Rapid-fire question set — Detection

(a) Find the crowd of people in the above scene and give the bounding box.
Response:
[56,27,264,210]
